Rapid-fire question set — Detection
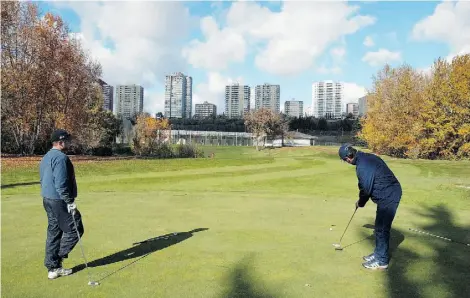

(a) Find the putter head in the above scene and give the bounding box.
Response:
[88,281,100,286]
[333,243,343,251]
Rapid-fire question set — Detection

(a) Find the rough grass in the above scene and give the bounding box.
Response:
[1,146,469,298]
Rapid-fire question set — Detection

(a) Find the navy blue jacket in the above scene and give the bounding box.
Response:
[40,149,77,203]
[354,151,401,207]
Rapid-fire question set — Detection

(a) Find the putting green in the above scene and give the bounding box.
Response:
[2,146,469,297]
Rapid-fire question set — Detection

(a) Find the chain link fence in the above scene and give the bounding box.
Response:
[169,130,254,146]
[168,130,345,147]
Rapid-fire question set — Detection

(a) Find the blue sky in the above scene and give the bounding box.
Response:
[41,1,469,115]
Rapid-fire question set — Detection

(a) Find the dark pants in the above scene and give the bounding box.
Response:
[374,200,400,264]
[43,198,84,271]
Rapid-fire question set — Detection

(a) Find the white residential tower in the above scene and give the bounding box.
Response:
[225,83,251,119]
[164,72,192,118]
[255,83,280,113]
[312,81,343,119]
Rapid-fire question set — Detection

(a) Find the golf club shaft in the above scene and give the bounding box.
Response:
[409,228,470,247]
[338,207,358,244]
[71,211,93,281]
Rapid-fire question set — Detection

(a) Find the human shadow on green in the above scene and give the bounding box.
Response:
[360,223,405,256]
[221,255,277,298]
[385,205,469,298]
[1,181,39,189]
[72,228,208,280]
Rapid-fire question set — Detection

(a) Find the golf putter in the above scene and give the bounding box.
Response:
[333,206,358,251]
[71,210,100,286]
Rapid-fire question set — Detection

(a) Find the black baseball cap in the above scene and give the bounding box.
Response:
[51,129,71,142]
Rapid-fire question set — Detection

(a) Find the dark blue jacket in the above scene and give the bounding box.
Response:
[354,151,402,207]
[40,149,77,203]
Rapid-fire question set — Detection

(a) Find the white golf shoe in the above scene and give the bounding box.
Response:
[362,260,388,270]
[48,267,73,279]
[363,253,376,262]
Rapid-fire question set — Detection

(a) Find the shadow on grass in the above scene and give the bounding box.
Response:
[1,181,39,189]
[221,255,277,298]
[359,223,405,256]
[342,234,374,249]
[72,228,208,282]
[385,205,470,298]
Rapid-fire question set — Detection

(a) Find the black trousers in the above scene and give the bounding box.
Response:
[43,198,84,271]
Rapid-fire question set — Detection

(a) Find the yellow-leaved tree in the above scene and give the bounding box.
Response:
[132,114,171,156]
[359,64,425,157]
[418,55,470,159]
[359,54,470,160]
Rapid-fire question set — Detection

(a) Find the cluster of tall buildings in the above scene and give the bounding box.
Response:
[224,83,305,119]
[223,80,363,119]
[98,74,366,124]
[223,83,282,118]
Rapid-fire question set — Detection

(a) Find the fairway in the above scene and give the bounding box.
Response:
[1,146,470,298]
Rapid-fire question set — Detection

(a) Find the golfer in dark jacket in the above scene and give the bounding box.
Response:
[339,144,402,270]
[40,129,84,279]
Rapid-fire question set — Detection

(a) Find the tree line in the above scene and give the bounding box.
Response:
[1,1,121,155]
[167,115,358,134]
[359,54,470,160]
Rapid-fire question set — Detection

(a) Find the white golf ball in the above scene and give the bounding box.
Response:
[329,228,333,231]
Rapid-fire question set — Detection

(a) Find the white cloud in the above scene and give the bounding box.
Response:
[343,82,367,104]
[184,1,375,75]
[181,16,246,71]
[317,66,342,74]
[363,36,375,47]
[412,1,470,58]
[362,48,402,67]
[143,90,165,115]
[53,1,195,114]
[192,72,244,114]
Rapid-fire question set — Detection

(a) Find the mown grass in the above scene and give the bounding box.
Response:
[1,146,469,298]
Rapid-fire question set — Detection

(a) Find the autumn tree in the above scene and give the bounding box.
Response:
[131,113,171,156]
[1,1,48,154]
[417,55,470,159]
[244,108,288,150]
[359,64,425,157]
[359,54,470,160]
[1,1,105,155]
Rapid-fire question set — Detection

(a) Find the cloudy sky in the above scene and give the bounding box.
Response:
[41,1,470,115]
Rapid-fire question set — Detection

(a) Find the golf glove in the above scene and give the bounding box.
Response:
[67,203,77,215]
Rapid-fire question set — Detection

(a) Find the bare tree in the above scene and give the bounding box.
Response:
[244,108,288,150]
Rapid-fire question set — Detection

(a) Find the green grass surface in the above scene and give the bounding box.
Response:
[2,146,470,298]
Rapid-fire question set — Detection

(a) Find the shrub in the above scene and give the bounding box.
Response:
[113,145,133,156]
[174,143,204,158]
[91,146,113,156]
[153,143,174,159]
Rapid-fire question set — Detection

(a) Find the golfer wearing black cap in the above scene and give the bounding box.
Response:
[40,129,84,279]
[338,144,402,270]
